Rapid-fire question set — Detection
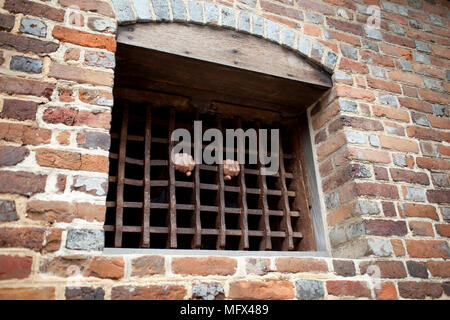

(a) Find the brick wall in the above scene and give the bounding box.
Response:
[0,0,448,300]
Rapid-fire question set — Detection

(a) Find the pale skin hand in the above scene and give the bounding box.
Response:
[173,153,240,180]
[223,159,240,181]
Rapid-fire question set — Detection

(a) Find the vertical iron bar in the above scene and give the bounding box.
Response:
[255,121,272,250]
[114,101,129,248]
[191,109,202,248]
[140,105,152,248]
[235,118,249,250]
[216,116,226,249]
[167,107,177,248]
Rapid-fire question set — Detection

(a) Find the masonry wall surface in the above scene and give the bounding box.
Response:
[0,0,448,300]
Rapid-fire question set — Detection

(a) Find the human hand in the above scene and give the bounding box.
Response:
[173,153,195,176]
[223,159,240,181]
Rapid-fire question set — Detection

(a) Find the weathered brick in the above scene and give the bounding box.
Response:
[84,51,115,68]
[356,182,399,199]
[327,18,362,35]
[367,78,402,94]
[40,256,89,277]
[379,135,419,153]
[326,280,371,298]
[332,260,355,277]
[436,224,450,238]
[0,13,15,31]
[398,281,443,299]
[375,282,397,300]
[49,63,114,87]
[44,229,62,252]
[296,280,324,300]
[0,76,55,98]
[1,99,39,120]
[27,200,105,223]
[0,287,55,300]
[0,255,32,280]
[10,56,42,74]
[339,57,369,74]
[131,256,165,277]
[372,105,410,122]
[79,89,113,107]
[111,285,186,300]
[65,287,105,300]
[398,97,433,113]
[172,257,237,275]
[409,221,434,236]
[80,154,109,173]
[0,146,29,166]
[426,261,450,278]
[317,132,346,161]
[364,219,407,236]
[400,203,438,220]
[407,126,441,142]
[391,239,405,257]
[4,0,65,22]
[84,257,124,279]
[0,200,18,222]
[0,171,46,195]
[426,190,450,204]
[389,168,429,185]
[417,157,450,171]
[229,281,294,299]
[360,261,407,279]
[406,261,428,278]
[19,18,46,37]
[335,86,376,102]
[53,26,116,52]
[77,131,111,150]
[71,176,108,196]
[405,240,450,258]
[276,257,328,273]
[347,147,391,164]
[0,227,44,251]
[36,148,81,170]
[59,0,115,17]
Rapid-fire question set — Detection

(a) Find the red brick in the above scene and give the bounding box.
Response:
[391,239,405,257]
[389,168,430,185]
[398,281,443,299]
[325,29,361,46]
[131,256,165,277]
[327,202,354,226]
[405,240,450,258]
[275,257,329,273]
[59,0,115,18]
[367,78,402,94]
[172,257,237,275]
[327,18,362,35]
[400,203,439,221]
[40,257,89,277]
[49,63,114,87]
[398,97,432,113]
[427,261,450,278]
[298,0,335,15]
[44,229,62,252]
[27,200,105,223]
[364,219,407,236]
[417,157,450,170]
[380,43,412,60]
[84,257,124,279]
[347,147,391,164]
[80,154,109,173]
[407,126,441,142]
[376,282,397,300]
[379,135,419,153]
[409,221,434,237]
[0,146,29,166]
[4,0,64,22]
[312,100,339,130]
[372,105,410,122]
[382,201,396,217]
[304,23,322,36]
[0,227,44,251]
[56,131,71,145]
[317,132,346,161]
[0,171,46,196]
[361,50,395,67]
[339,58,369,74]
[418,89,450,105]
[0,13,15,31]
[332,259,355,277]
[335,86,375,102]
[389,70,423,86]
[1,99,39,121]
[0,75,55,98]
[438,145,450,157]
[53,26,116,52]
[229,281,294,299]
[112,285,186,300]
[383,33,415,48]
[429,115,450,130]
[0,255,32,280]
[359,261,407,279]
[426,190,450,204]
[436,224,450,238]
[326,280,371,298]
[79,89,113,106]
[0,287,55,300]
[36,148,81,170]
[260,1,304,22]
[356,182,399,199]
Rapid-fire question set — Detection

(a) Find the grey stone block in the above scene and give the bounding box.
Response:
[379,94,398,107]
[424,79,442,91]
[152,0,171,21]
[85,51,115,69]
[403,186,426,202]
[19,18,46,37]
[296,280,324,300]
[394,154,406,167]
[204,2,218,24]
[346,221,366,239]
[369,134,379,147]
[429,14,443,26]
[413,51,430,64]
[132,0,152,22]
[10,56,42,74]
[411,112,430,127]
[305,12,322,24]
[334,71,352,82]
[442,208,450,221]
[252,15,264,37]
[364,26,382,40]
[266,19,279,43]
[297,35,310,56]
[362,39,379,52]
[415,40,430,53]
[281,28,295,48]
[389,23,404,35]
[189,1,203,24]
[432,104,446,117]
[355,200,380,215]
[111,0,137,24]
[88,17,117,34]
[325,51,338,70]
[311,42,324,60]
[66,229,104,251]
[0,199,18,222]
[398,59,412,72]
[72,176,108,196]
[80,131,111,151]
[192,282,224,300]
[237,12,250,33]
[368,238,393,257]
[171,0,186,21]
[325,192,339,209]
[221,7,235,29]
[346,131,366,144]
[340,44,358,60]
[370,65,385,78]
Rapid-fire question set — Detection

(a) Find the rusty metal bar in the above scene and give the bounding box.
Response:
[235,118,249,250]
[255,121,272,251]
[140,105,152,248]
[215,116,226,249]
[167,107,177,248]
[114,101,129,248]
[191,109,202,248]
